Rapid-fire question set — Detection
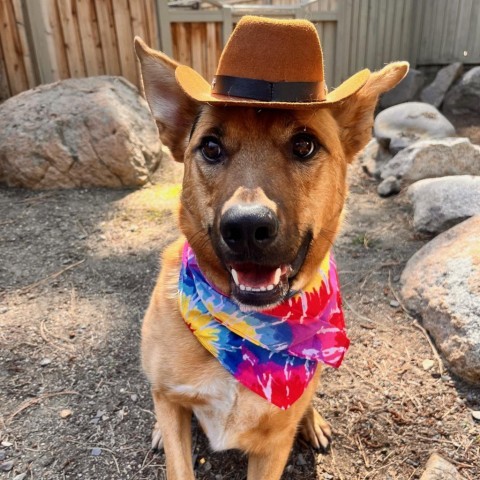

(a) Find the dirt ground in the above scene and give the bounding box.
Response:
[1,120,480,480]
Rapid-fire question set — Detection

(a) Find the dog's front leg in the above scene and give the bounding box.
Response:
[247,436,295,480]
[152,390,195,480]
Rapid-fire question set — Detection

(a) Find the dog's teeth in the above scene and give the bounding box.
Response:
[245,286,252,291]
[231,268,239,286]
[274,267,281,285]
[267,284,274,291]
[239,284,246,291]
[260,286,266,291]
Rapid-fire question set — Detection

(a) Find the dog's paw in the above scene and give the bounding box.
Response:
[151,422,164,452]
[299,406,332,453]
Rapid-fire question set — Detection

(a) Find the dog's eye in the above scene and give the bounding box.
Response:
[292,134,317,160]
[200,137,224,163]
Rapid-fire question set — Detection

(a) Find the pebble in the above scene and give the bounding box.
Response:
[0,307,8,314]
[91,447,102,456]
[130,394,138,402]
[0,460,14,472]
[59,409,72,418]
[323,474,334,480]
[471,410,480,421]
[0,451,5,461]
[389,300,400,308]
[285,464,294,473]
[39,358,52,367]
[1,441,12,447]
[13,473,27,480]
[422,359,435,371]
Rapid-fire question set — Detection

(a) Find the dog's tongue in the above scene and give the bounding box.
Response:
[231,264,286,290]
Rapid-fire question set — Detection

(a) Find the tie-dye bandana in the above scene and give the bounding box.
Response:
[178,242,349,409]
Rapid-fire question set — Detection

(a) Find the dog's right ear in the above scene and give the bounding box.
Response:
[134,37,200,162]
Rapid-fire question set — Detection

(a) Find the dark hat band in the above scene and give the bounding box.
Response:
[211,75,325,103]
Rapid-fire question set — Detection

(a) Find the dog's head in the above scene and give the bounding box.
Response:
[135,38,407,311]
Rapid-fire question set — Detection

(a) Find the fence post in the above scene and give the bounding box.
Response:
[221,5,233,47]
[22,0,57,84]
[156,0,173,56]
[334,0,352,86]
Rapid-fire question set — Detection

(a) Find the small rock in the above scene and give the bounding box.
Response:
[378,176,401,197]
[374,102,455,155]
[323,474,334,480]
[285,464,294,473]
[381,137,480,184]
[419,452,463,479]
[407,176,480,234]
[422,359,435,371]
[471,410,480,421]
[389,300,400,308]
[203,461,212,472]
[0,460,14,472]
[420,63,463,108]
[130,394,138,402]
[296,453,307,466]
[39,358,52,366]
[444,66,480,116]
[13,473,28,480]
[91,447,102,456]
[380,69,425,109]
[0,306,8,314]
[59,409,72,418]
[358,138,392,179]
[1,441,12,447]
[0,451,5,461]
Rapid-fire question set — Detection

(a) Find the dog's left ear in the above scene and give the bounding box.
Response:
[332,62,409,161]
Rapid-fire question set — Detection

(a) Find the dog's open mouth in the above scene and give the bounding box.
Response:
[226,232,311,310]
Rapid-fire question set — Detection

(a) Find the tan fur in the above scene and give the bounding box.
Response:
[135,36,407,479]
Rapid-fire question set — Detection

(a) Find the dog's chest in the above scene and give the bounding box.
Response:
[170,374,264,451]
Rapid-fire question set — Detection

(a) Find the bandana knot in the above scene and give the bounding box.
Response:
[178,242,349,409]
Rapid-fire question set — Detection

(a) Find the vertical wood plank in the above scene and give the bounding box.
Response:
[467,0,480,61]
[334,0,351,84]
[206,21,217,81]
[0,0,29,93]
[389,0,404,61]
[11,0,36,87]
[399,0,413,63]
[76,0,104,76]
[374,0,387,67]
[112,0,137,84]
[348,0,359,74]
[156,0,173,55]
[0,41,11,99]
[176,22,191,65]
[94,0,121,76]
[56,0,86,77]
[355,0,368,70]
[190,22,204,76]
[144,0,160,49]
[454,0,472,61]
[365,0,377,70]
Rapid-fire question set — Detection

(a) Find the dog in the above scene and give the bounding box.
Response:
[135,16,407,480]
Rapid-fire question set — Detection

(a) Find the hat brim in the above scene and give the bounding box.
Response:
[175,65,371,109]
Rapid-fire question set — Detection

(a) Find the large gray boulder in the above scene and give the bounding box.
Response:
[443,66,480,116]
[0,77,162,189]
[374,102,456,155]
[379,68,425,109]
[401,216,480,384]
[408,176,480,234]
[420,63,463,108]
[380,137,480,184]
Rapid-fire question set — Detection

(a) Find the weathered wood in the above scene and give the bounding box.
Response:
[0,0,29,93]
[76,0,104,76]
[56,0,86,77]
[11,0,36,87]
[144,0,160,49]
[0,42,11,100]
[94,0,121,76]
[112,0,137,84]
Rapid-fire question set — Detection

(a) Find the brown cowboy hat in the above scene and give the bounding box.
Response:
[175,15,371,109]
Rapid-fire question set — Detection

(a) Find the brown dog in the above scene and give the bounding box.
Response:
[135,16,407,480]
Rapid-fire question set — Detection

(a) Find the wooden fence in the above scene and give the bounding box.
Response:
[0,0,479,102]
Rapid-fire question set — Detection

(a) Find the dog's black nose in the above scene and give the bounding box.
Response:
[220,205,279,252]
